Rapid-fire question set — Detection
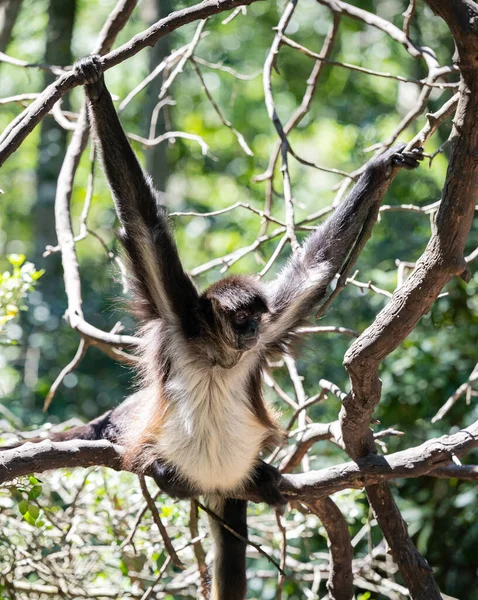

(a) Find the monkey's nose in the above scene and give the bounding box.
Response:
[247,322,258,336]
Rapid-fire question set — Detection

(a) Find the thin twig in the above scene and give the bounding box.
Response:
[189,500,209,600]
[281,35,457,89]
[43,339,88,412]
[191,57,253,156]
[402,0,417,38]
[139,557,172,600]
[275,511,288,600]
[431,362,478,423]
[138,475,185,569]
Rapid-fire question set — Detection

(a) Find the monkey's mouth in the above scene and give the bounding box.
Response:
[237,335,258,350]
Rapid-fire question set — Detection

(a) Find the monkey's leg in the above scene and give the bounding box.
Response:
[247,460,286,508]
[74,55,200,331]
[74,54,105,100]
[148,461,197,500]
[264,143,424,345]
[333,144,424,287]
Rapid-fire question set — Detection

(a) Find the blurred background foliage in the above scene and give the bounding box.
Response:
[0,0,477,598]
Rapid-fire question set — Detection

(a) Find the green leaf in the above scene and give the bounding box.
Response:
[18,500,28,515]
[7,254,25,267]
[24,512,37,526]
[28,485,42,500]
[31,269,45,281]
[119,560,128,576]
[160,506,173,518]
[28,505,40,519]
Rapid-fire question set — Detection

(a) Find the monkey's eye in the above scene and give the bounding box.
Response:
[234,311,249,325]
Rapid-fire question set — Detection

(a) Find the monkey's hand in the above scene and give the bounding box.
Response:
[390,143,424,170]
[149,461,197,500]
[366,143,423,178]
[247,460,287,509]
[73,55,105,102]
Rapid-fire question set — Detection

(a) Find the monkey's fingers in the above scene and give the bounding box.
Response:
[391,146,424,170]
[73,55,105,100]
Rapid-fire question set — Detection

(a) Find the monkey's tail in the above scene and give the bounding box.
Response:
[207,496,248,600]
[0,411,114,450]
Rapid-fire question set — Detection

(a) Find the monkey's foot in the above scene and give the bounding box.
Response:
[248,460,287,509]
[391,145,424,170]
[74,55,104,100]
[149,461,197,500]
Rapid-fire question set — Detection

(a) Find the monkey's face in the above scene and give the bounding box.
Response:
[200,276,269,367]
[230,308,263,350]
[207,304,266,367]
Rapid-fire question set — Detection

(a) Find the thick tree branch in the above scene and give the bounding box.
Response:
[341,0,478,460]
[1,420,477,498]
[0,439,123,480]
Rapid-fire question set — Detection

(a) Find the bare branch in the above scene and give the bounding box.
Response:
[281,35,457,89]
[0,50,65,74]
[118,44,190,112]
[337,2,478,596]
[189,501,209,600]
[191,57,253,156]
[316,0,423,58]
[432,362,478,423]
[403,0,418,38]
[43,339,88,412]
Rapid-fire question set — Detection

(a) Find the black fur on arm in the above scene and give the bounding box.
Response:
[263,144,423,348]
[74,56,199,336]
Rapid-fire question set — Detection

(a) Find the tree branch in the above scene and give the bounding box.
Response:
[1,420,477,498]
[306,498,354,600]
[336,2,478,597]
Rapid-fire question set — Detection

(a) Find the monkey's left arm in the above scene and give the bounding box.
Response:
[263,145,423,347]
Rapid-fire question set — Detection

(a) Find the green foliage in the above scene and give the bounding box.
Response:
[0,254,43,338]
[9,475,44,527]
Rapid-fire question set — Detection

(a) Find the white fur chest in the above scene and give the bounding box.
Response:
[156,349,268,494]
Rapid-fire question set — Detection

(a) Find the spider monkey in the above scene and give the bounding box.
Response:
[2,55,423,600]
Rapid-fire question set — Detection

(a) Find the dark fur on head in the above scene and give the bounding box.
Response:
[203,275,268,313]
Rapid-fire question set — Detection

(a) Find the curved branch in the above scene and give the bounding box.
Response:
[316,0,422,57]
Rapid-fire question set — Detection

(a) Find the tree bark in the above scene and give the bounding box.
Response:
[337,2,478,598]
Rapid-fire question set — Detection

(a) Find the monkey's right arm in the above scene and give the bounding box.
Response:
[73,56,199,336]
